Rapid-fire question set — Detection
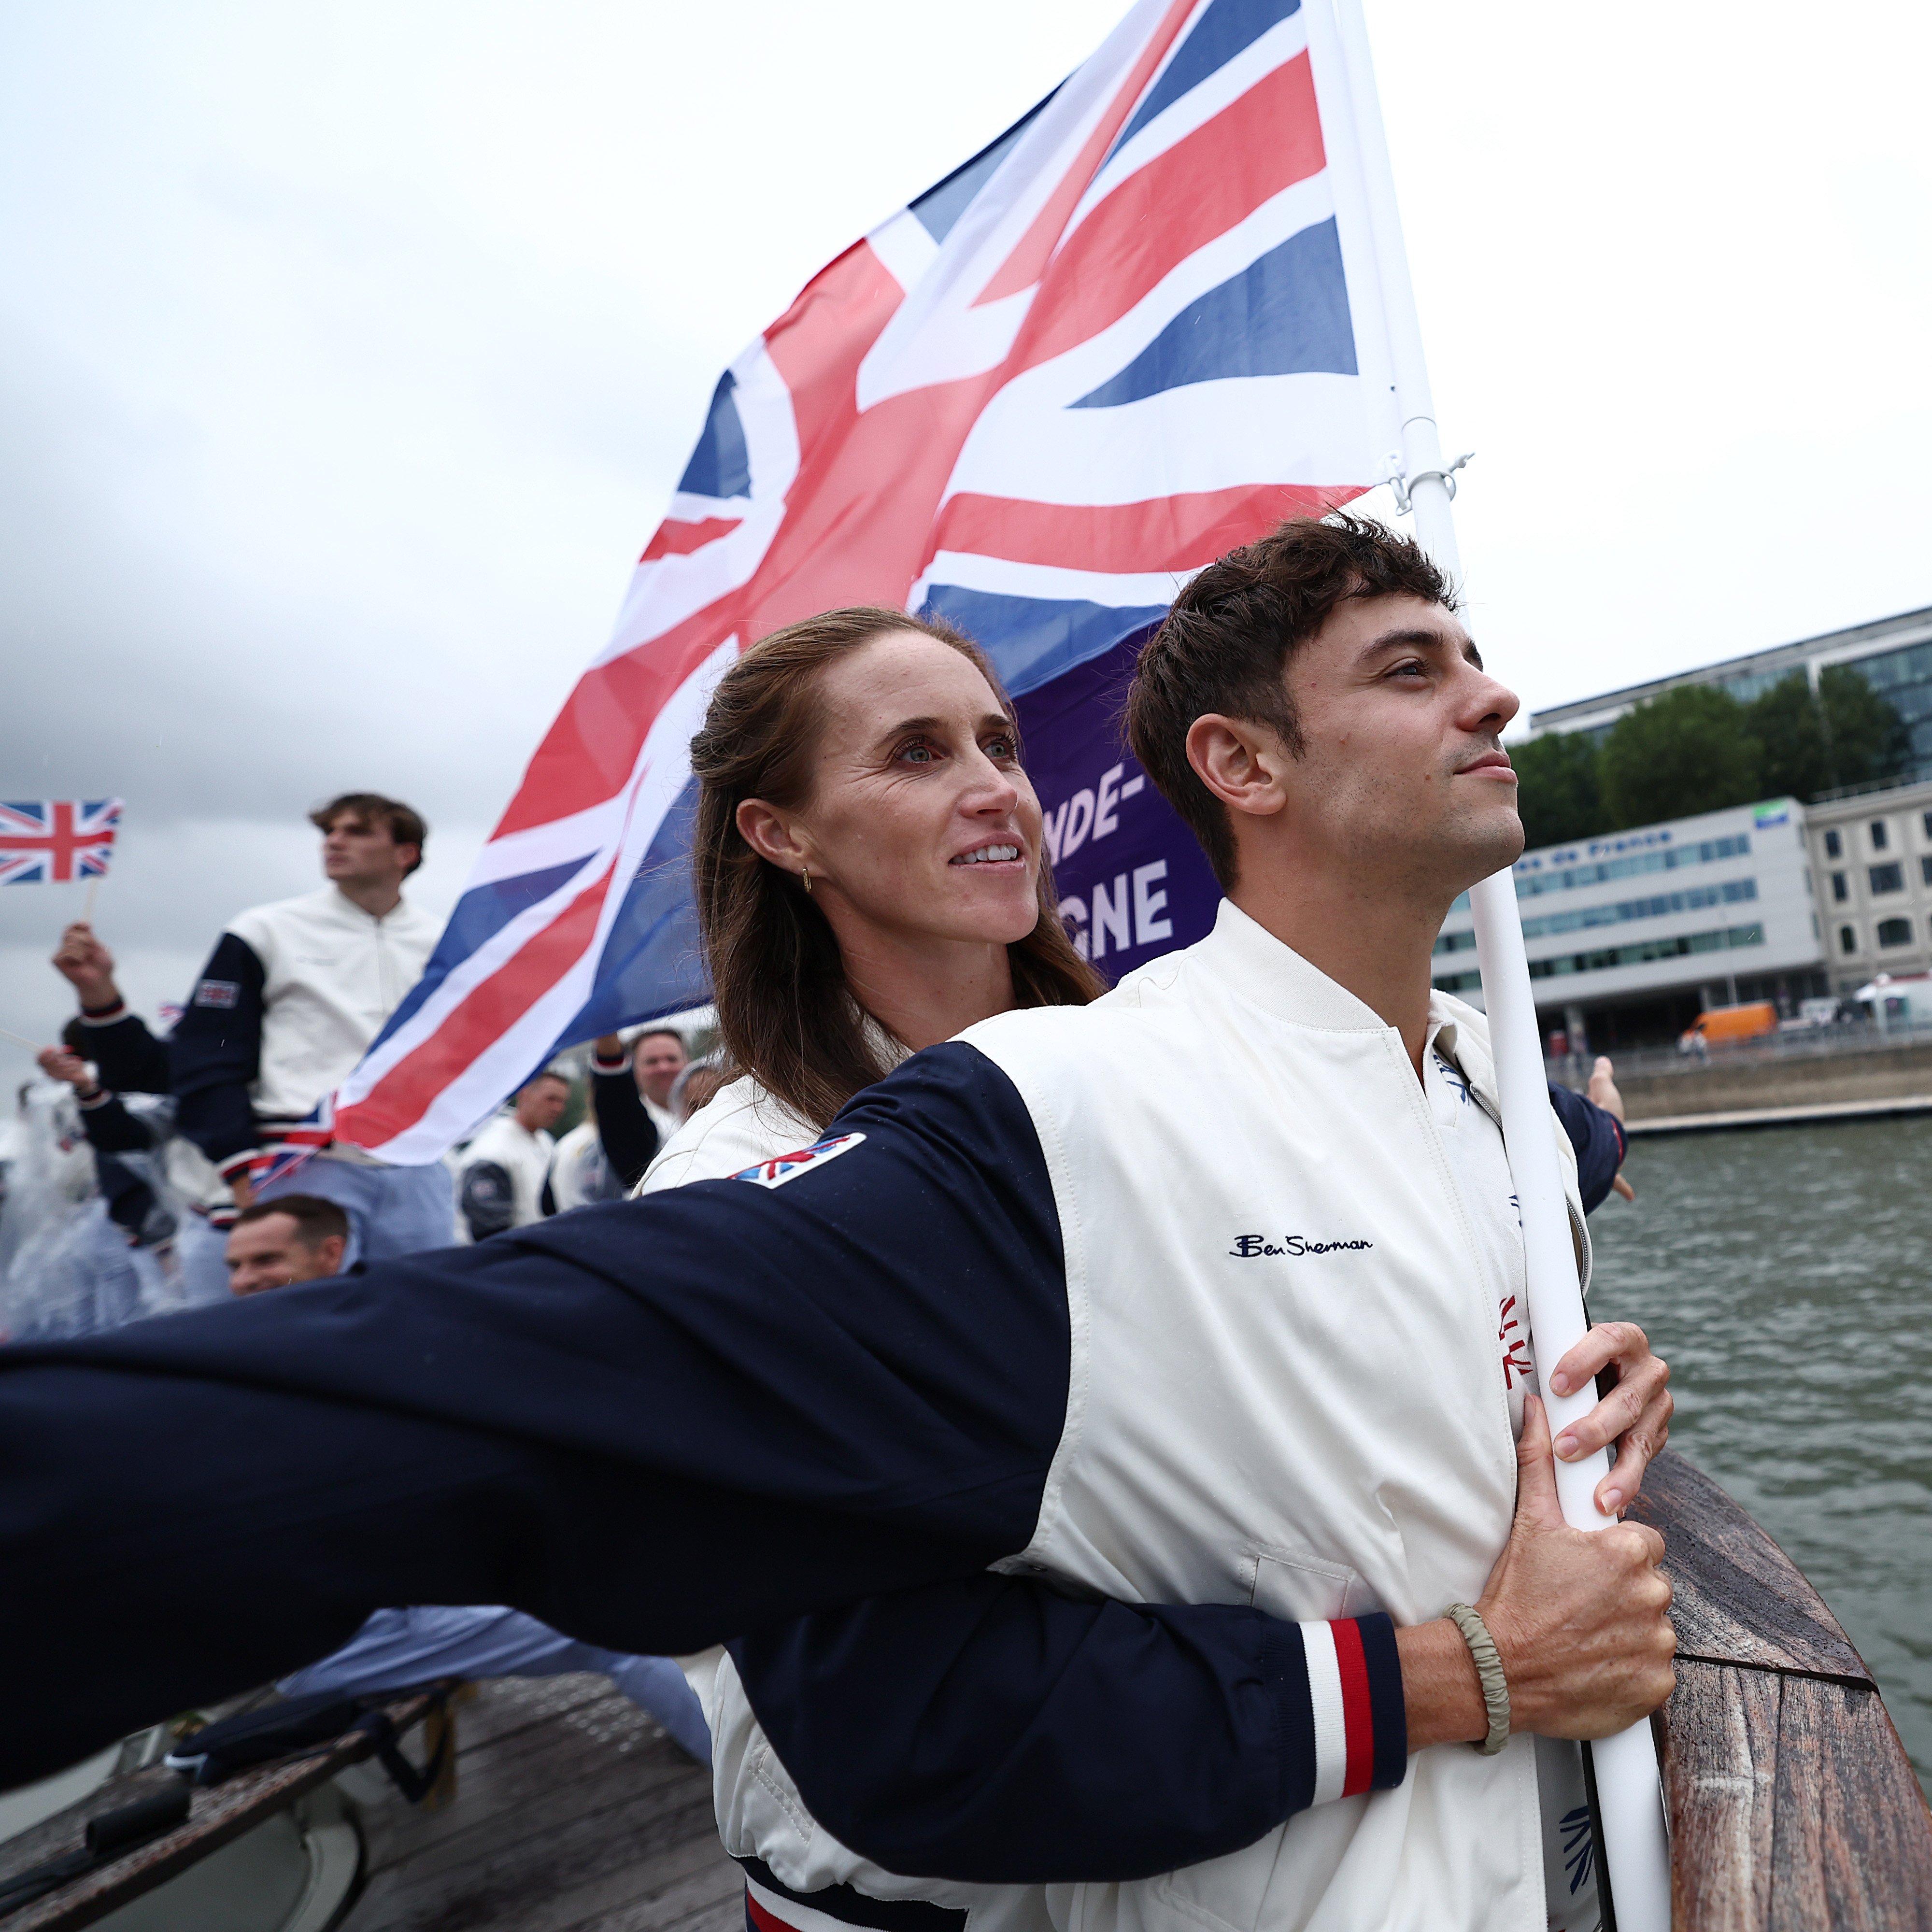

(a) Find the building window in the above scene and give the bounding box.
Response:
[1923,811,1932,840]
[1825,829,1843,859]
[1515,834,1750,899]
[1512,878,1758,942]
[1524,922,1763,981]
[1871,820,1890,851]
[1840,924,1858,954]
[1832,871,1848,901]
[1923,855,1932,887]
[1877,917,1913,948]
[1870,862,1905,895]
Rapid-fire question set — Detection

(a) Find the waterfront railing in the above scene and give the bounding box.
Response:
[1548,1017,1932,1085]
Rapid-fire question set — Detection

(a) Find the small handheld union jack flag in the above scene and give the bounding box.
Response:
[0,799,123,886]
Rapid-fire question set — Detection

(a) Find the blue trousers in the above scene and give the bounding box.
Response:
[278,1605,710,1764]
[175,1213,234,1307]
[259,1157,456,1269]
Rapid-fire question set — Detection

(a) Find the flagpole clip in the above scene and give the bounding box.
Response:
[1392,451,1474,515]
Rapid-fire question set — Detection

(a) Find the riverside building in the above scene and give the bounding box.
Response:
[1801,775,1932,990]
[1433,799,1827,1053]
[1475,601,1932,1046]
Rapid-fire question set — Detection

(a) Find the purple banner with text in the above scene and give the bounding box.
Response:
[1015,627,1220,983]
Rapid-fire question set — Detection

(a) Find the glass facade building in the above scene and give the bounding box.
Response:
[1531,604,1932,782]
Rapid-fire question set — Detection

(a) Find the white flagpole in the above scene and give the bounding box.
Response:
[1325,5,1673,1926]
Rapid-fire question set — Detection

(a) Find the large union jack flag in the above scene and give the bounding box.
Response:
[335,0,1409,1161]
[0,799,123,885]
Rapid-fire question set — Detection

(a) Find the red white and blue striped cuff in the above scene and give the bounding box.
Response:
[1296,1615,1405,1804]
[217,1149,263,1185]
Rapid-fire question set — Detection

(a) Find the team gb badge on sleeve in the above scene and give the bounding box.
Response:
[730,1133,867,1190]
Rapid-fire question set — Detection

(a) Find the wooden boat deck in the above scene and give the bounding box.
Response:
[342,1675,740,1932]
[5,1449,1928,1928]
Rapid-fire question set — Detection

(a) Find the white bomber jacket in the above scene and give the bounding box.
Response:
[665,901,1591,1932]
[171,885,440,1176]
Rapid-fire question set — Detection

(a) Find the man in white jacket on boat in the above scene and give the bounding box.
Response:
[1,521,1674,1932]
[456,1070,569,1241]
[168,792,452,1264]
[641,520,1665,1932]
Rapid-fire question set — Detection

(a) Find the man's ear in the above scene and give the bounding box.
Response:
[1185,714,1293,821]
[735,799,811,873]
[317,1234,347,1278]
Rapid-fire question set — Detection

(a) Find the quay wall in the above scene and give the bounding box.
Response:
[1611,1042,1932,1121]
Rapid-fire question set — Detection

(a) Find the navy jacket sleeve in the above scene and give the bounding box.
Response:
[731,1581,1404,1885]
[170,933,268,1172]
[74,1089,158,1156]
[590,1060,659,1189]
[1548,1083,1627,1214]
[0,1045,1071,1784]
[94,1154,160,1239]
[76,1010,171,1094]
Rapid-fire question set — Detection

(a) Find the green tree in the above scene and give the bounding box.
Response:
[1599,685,1762,829]
[1748,672,1833,801]
[1511,729,1608,849]
[1818,665,1910,789]
[1743,667,1908,800]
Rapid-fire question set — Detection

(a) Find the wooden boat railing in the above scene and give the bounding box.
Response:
[1634,1449,1932,1926]
[0,1693,434,1932]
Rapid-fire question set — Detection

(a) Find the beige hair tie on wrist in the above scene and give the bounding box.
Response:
[1445,1603,1511,1756]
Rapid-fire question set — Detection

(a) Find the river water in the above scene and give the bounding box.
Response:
[1585,1115,1932,1791]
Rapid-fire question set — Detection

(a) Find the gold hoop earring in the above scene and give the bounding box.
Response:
[800,866,812,895]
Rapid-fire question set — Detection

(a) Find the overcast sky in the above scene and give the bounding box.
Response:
[4,0,1930,1053]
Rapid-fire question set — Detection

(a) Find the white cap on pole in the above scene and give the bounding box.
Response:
[1323,4,1672,1925]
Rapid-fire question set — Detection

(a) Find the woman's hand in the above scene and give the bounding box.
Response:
[1546,1321,1672,1517]
[1588,1056,1637,1201]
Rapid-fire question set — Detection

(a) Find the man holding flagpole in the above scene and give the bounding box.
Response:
[683,518,1665,1932]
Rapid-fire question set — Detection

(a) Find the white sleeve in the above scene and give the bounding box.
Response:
[636,1078,819,1194]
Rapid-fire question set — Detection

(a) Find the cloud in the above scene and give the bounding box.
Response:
[2,0,1929,1060]
[0,0,1128,1045]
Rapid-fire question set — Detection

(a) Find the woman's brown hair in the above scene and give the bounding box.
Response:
[689,605,1106,1131]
